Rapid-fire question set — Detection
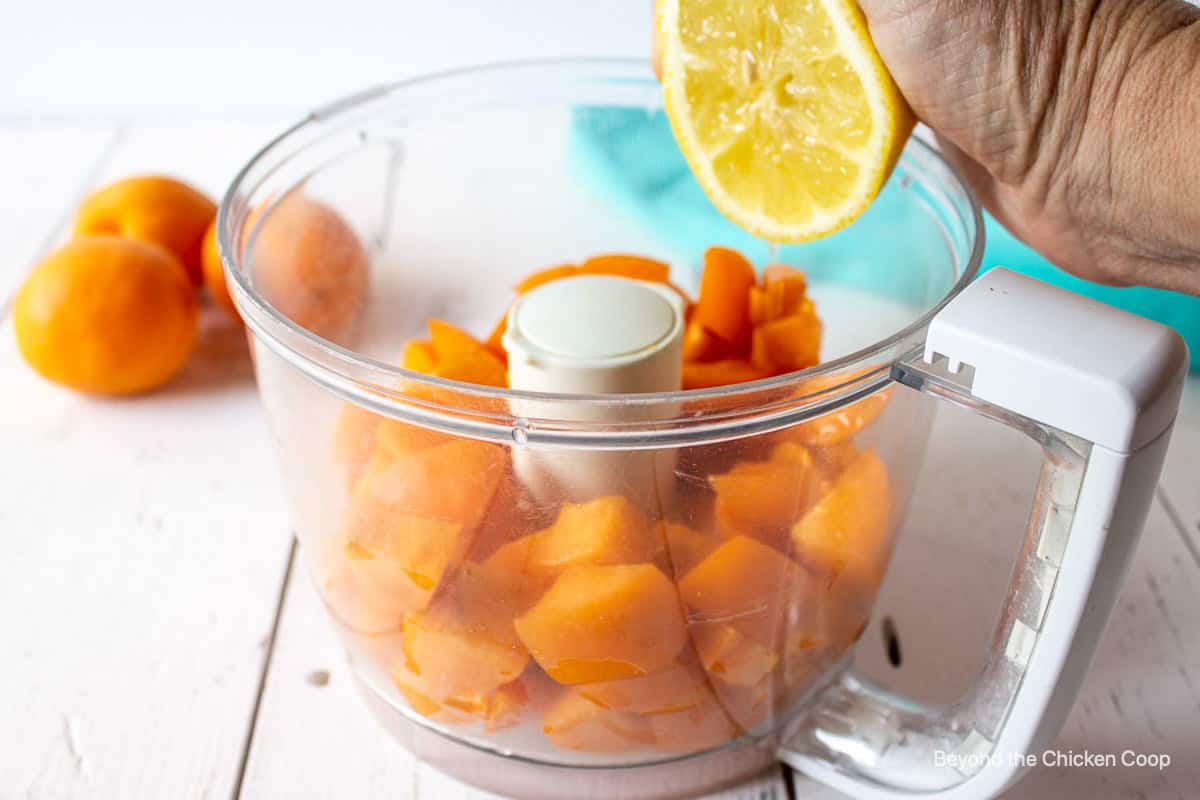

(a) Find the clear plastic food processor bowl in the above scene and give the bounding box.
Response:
[217,60,1036,800]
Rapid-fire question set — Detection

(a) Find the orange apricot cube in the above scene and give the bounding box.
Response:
[747,286,769,327]
[434,348,507,388]
[693,624,779,688]
[749,327,773,372]
[333,402,382,489]
[756,312,822,372]
[514,564,687,684]
[577,663,712,715]
[661,521,719,576]
[709,452,814,546]
[401,561,530,701]
[542,689,654,753]
[682,319,725,363]
[427,319,484,361]
[315,549,411,635]
[343,514,465,611]
[402,339,438,373]
[695,247,756,346]
[649,697,738,752]
[682,359,770,390]
[354,439,506,532]
[393,674,462,722]
[483,679,530,731]
[718,678,775,731]
[791,449,892,584]
[342,441,506,607]
[486,495,656,580]
[677,535,810,644]
[794,389,891,446]
[373,418,453,460]
[578,254,671,284]
[762,264,807,319]
[466,475,534,563]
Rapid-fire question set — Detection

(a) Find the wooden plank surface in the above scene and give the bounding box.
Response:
[0,123,121,304]
[0,121,295,799]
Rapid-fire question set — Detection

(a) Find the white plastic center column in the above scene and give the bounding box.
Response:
[503,274,685,506]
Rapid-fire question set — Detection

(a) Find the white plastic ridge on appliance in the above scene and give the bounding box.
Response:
[923,268,1188,453]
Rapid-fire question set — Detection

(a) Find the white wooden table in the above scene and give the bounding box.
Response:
[1,117,1197,800]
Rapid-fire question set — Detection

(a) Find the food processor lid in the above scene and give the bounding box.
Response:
[504,275,685,395]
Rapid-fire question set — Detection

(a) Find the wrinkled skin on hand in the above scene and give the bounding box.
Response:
[860,0,1200,294]
[655,0,1200,294]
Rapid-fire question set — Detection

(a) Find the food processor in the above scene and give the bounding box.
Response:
[216,61,1188,799]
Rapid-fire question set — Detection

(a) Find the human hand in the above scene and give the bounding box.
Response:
[655,0,1200,295]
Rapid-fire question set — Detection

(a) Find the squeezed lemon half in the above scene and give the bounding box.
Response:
[658,0,915,242]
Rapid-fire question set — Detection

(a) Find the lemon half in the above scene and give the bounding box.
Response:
[658,0,915,242]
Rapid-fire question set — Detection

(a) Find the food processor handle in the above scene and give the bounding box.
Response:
[776,268,1189,799]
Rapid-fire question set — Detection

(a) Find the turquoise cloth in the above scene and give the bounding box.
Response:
[568,107,1199,370]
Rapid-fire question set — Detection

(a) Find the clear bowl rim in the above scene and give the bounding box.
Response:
[217,58,984,441]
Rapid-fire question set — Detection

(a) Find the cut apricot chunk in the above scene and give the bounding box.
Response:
[762,264,808,319]
[578,663,712,715]
[373,418,453,459]
[486,495,656,581]
[682,319,725,363]
[342,441,506,607]
[795,390,891,446]
[391,665,528,729]
[484,306,511,362]
[316,549,411,635]
[710,452,815,547]
[434,348,507,388]
[695,247,756,346]
[333,403,381,489]
[693,624,779,687]
[483,679,530,731]
[543,688,654,753]
[747,286,769,327]
[678,535,811,644]
[401,561,530,700]
[718,678,775,731]
[579,254,671,284]
[661,521,719,576]
[682,359,769,390]
[749,327,773,372]
[514,564,687,684]
[466,475,534,563]
[791,449,892,584]
[402,339,438,373]
[353,440,506,531]
[649,697,738,752]
[514,264,578,294]
[343,513,465,611]
[427,319,485,361]
[756,312,822,373]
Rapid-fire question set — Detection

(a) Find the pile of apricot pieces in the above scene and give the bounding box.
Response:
[322,250,892,754]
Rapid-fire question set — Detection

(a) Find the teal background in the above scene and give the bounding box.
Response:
[569,107,1198,370]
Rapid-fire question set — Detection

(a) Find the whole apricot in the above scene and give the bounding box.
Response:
[74,175,216,285]
[201,219,237,315]
[14,236,198,395]
[247,195,368,340]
